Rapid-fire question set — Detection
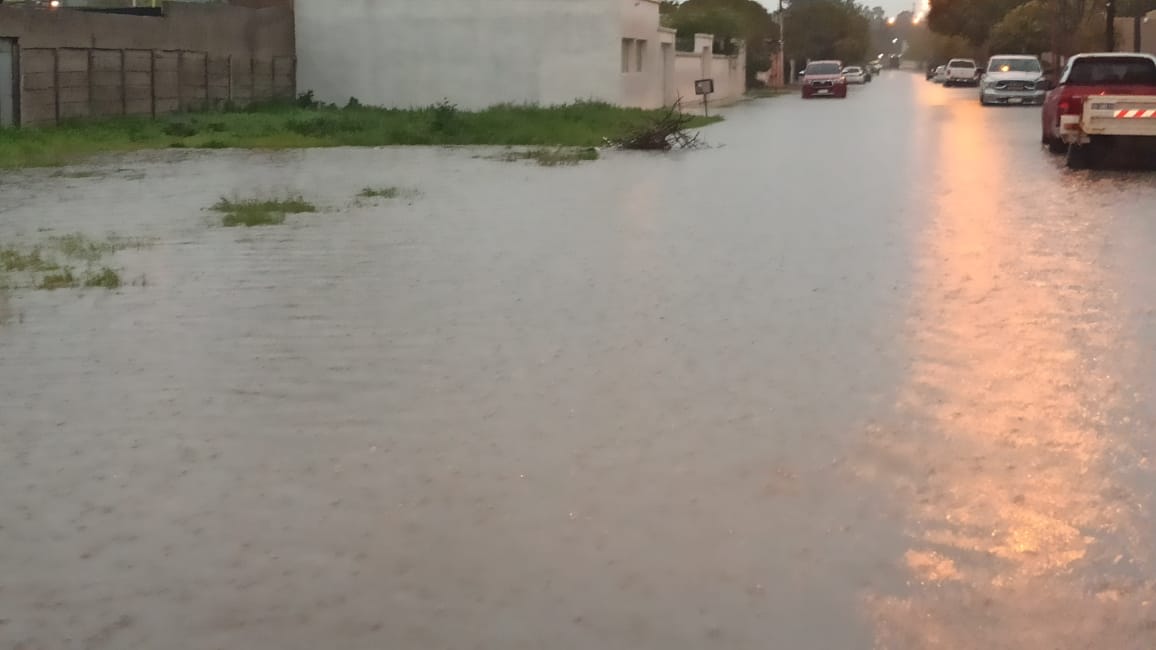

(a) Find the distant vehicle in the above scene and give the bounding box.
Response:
[843,66,867,84]
[944,59,979,86]
[801,60,847,98]
[981,55,1047,106]
[868,61,883,75]
[1041,53,1156,168]
[926,63,939,80]
[933,65,948,83]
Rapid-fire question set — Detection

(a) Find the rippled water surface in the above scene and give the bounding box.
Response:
[3,73,1156,649]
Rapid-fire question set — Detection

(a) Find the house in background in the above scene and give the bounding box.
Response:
[294,0,745,111]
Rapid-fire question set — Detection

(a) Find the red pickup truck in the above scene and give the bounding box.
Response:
[1041,53,1156,167]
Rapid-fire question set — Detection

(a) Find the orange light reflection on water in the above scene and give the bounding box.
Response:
[864,84,1150,648]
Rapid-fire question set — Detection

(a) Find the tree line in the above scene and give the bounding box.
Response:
[660,0,894,81]
[921,0,1156,63]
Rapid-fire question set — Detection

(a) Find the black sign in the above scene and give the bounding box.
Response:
[694,79,715,96]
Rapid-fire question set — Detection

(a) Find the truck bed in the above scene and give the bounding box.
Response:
[1082,95,1156,137]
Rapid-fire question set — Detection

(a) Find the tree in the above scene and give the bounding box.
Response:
[927,0,1031,44]
[786,0,872,63]
[987,0,1050,53]
[666,0,781,83]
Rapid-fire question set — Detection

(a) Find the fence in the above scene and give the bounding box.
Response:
[18,46,295,125]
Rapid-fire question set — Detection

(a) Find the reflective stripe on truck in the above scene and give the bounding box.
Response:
[1113,109,1156,118]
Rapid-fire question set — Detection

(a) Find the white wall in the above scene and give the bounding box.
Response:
[296,0,621,110]
[296,0,742,111]
[673,35,746,112]
[619,0,670,109]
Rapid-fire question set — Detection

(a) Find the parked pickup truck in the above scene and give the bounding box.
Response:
[944,59,979,87]
[1042,53,1156,168]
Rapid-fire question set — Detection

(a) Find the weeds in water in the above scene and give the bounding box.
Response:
[38,268,77,290]
[495,147,600,167]
[358,186,401,199]
[1,246,59,272]
[213,195,317,227]
[51,233,150,261]
[0,233,150,291]
[84,267,122,289]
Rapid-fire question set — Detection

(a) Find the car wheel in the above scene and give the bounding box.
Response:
[1045,136,1066,154]
[1066,143,1092,169]
[980,94,989,106]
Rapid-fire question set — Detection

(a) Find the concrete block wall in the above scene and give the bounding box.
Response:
[14,46,294,125]
[0,2,295,126]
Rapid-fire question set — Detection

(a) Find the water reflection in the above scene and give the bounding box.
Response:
[865,85,1154,646]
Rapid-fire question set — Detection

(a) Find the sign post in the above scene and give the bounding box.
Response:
[695,78,715,117]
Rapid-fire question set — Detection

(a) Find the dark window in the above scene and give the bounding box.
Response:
[805,62,841,75]
[1066,57,1156,85]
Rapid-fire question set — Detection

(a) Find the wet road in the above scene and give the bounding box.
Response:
[3,71,1156,649]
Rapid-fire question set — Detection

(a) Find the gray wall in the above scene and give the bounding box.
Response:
[0,1,295,125]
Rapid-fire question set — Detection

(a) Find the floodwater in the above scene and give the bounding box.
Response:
[2,73,1156,649]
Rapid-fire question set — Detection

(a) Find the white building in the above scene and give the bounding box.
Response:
[294,0,745,111]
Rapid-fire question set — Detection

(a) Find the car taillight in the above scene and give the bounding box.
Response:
[1059,96,1083,115]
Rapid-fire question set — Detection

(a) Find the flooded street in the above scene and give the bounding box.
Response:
[3,72,1156,648]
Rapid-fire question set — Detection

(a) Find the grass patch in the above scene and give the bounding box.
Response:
[495,147,599,167]
[84,267,122,289]
[1,246,59,272]
[212,195,317,227]
[358,186,401,199]
[0,233,150,291]
[38,268,78,290]
[0,100,723,169]
[51,232,149,261]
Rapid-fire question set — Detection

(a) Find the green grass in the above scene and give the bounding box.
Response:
[0,233,149,290]
[51,232,149,261]
[38,268,78,290]
[84,267,122,289]
[495,147,600,167]
[1,246,59,272]
[212,195,317,227]
[0,101,723,169]
[358,186,401,199]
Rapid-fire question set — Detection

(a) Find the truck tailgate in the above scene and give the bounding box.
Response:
[1082,95,1156,136]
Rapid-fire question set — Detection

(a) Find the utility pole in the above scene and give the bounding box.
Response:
[779,0,794,84]
[1107,0,1116,51]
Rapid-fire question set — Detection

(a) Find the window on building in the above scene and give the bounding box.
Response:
[621,39,634,74]
[636,40,647,73]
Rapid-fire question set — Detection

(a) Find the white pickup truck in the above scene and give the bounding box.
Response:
[1046,53,1156,169]
[944,59,979,87]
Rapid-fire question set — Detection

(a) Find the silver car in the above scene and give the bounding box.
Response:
[980,55,1048,105]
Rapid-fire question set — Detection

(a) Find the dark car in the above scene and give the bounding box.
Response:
[801,60,847,99]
